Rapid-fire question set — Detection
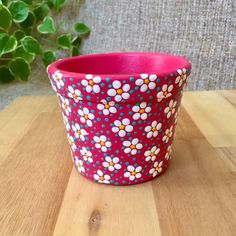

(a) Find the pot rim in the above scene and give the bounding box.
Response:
[47,52,191,79]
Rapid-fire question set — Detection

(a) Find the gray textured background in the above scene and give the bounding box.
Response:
[0,0,235,110]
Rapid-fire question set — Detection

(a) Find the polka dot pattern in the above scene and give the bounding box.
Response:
[48,66,190,185]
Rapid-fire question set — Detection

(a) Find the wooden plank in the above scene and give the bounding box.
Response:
[0,112,72,236]
[216,147,236,172]
[53,169,161,236]
[218,90,236,107]
[0,96,59,166]
[152,139,236,236]
[182,91,236,147]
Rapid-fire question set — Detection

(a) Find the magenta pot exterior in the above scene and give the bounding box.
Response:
[47,52,191,186]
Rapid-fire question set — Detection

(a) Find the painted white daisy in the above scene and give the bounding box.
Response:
[144,146,160,161]
[94,170,110,184]
[123,138,143,155]
[135,74,157,92]
[72,123,88,141]
[132,102,151,120]
[80,146,93,163]
[93,135,111,152]
[144,121,162,138]
[102,156,121,171]
[49,79,57,92]
[67,134,76,152]
[175,68,187,87]
[112,118,133,137]
[162,126,173,143]
[52,70,64,89]
[157,84,173,102]
[164,99,177,118]
[97,99,117,115]
[62,113,70,131]
[74,157,85,173]
[67,85,82,102]
[60,96,71,116]
[81,74,101,93]
[165,145,172,160]
[149,161,163,177]
[107,80,130,102]
[124,165,142,181]
[78,107,95,127]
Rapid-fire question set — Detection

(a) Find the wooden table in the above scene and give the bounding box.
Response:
[0,91,235,236]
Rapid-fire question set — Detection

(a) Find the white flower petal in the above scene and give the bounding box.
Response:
[124,172,131,177]
[122,93,130,100]
[97,170,103,176]
[114,164,121,170]
[141,113,147,120]
[103,162,109,168]
[108,89,116,96]
[147,132,153,138]
[140,74,148,79]
[94,174,100,180]
[119,130,126,137]
[93,136,100,142]
[135,79,144,86]
[114,120,121,126]
[115,95,122,102]
[132,105,140,112]
[129,175,135,181]
[136,173,142,178]
[93,76,101,83]
[109,107,117,113]
[81,80,88,86]
[149,82,156,89]
[125,125,133,132]
[87,120,93,127]
[112,127,119,133]
[103,109,109,115]
[106,141,111,147]
[136,166,142,172]
[86,74,93,79]
[113,80,121,89]
[97,104,104,110]
[140,84,148,92]
[133,113,140,120]
[101,146,107,152]
[93,84,100,93]
[124,148,131,153]
[127,165,135,172]
[123,141,131,147]
[123,84,130,92]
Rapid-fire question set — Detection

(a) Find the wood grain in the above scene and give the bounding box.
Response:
[0,110,72,235]
[0,91,236,236]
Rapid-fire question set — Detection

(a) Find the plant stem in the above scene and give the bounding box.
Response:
[0,58,11,61]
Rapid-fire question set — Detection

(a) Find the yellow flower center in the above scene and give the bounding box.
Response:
[64,103,68,108]
[105,104,110,109]
[150,152,155,156]
[117,88,123,95]
[119,125,125,130]
[89,80,94,86]
[144,79,149,84]
[84,114,89,119]
[56,76,61,81]
[73,94,78,99]
[100,141,105,146]
[155,167,161,172]
[77,130,81,135]
[152,127,156,132]
[100,176,104,181]
[77,163,81,168]
[163,91,168,97]
[131,171,136,176]
[140,108,145,114]
[130,145,136,149]
[110,161,114,166]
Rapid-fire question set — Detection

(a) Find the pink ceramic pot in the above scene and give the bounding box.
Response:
[47,52,191,186]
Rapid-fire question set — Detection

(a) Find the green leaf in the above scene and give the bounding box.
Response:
[13,45,35,63]
[48,0,66,10]
[0,33,17,57]
[19,11,35,28]
[14,30,25,40]
[57,34,71,49]
[33,3,49,21]
[21,0,32,4]
[0,5,12,32]
[0,66,15,83]
[9,1,29,23]
[71,46,80,56]
[37,16,56,34]
[74,22,90,36]
[42,50,56,66]
[72,36,82,46]
[9,58,30,81]
[21,36,42,55]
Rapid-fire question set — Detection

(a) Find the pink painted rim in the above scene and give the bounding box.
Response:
[48,52,191,79]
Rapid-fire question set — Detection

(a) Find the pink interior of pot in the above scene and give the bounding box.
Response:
[50,52,191,77]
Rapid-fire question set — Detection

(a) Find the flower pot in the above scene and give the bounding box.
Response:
[47,52,191,185]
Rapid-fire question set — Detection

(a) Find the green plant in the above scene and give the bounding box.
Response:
[0,0,90,82]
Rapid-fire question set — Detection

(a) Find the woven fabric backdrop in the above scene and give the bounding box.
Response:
[71,0,235,90]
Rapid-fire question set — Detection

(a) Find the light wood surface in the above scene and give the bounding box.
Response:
[0,91,235,236]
